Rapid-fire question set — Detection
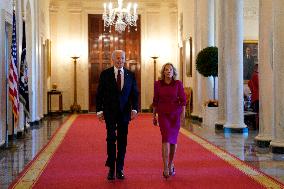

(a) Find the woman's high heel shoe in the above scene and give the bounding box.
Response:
[169,166,176,176]
[163,170,170,179]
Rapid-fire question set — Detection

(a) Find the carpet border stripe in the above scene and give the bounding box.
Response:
[180,128,284,189]
[11,114,78,189]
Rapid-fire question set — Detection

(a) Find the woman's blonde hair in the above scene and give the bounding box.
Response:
[159,63,178,80]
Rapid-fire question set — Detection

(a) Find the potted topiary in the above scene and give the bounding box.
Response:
[196,46,218,105]
[196,46,218,126]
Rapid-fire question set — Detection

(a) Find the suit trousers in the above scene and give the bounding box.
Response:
[105,117,129,171]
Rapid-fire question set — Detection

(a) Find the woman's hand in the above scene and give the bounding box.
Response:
[153,114,158,126]
[153,118,158,126]
[180,107,186,125]
[180,116,185,125]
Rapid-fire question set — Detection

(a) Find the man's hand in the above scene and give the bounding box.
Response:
[97,113,105,123]
[131,110,138,120]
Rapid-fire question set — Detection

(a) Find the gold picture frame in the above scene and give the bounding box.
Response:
[179,46,184,82]
[45,39,51,76]
[185,37,193,77]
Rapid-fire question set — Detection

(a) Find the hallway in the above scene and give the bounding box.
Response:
[1,114,284,188]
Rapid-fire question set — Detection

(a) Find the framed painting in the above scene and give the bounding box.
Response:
[243,40,258,81]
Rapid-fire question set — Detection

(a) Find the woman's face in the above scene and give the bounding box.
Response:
[164,64,174,79]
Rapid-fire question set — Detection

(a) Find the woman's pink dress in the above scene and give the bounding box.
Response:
[152,80,186,144]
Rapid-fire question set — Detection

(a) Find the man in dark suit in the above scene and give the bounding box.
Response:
[243,46,255,80]
[96,50,139,180]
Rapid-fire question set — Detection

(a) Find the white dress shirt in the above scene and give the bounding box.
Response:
[114,66,124,91]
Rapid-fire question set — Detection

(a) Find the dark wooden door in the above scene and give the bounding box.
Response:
[88,14,141,112]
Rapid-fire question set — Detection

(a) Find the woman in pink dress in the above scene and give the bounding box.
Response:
[152,63,186,179]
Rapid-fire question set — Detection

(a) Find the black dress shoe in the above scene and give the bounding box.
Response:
[107,169,115,180]
[116,170,125,180]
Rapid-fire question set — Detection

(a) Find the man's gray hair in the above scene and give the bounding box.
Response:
[112,50,126,60]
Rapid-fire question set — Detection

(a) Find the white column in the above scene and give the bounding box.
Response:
[255,0,273,147]
[200,0,214,47]
[192,0,215,120]
[200,0,215,105]
[192,0,202,119]
[270,0,284,155]
[30,0,39,122]
[35,0,41,121]
[216,0,226,127]
[223,0,247,130]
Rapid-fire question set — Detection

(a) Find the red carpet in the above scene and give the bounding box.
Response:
[10,114,284,189]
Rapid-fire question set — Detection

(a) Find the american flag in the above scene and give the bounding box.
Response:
[8,10,20,125]
[19,21,30,119]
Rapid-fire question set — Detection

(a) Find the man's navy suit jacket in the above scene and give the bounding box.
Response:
[96,66,139,123]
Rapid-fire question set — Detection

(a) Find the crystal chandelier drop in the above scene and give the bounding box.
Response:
[103,0,138,33]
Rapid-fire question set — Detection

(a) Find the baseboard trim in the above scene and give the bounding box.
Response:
[141,109,152,113]
[215,123,224,130]
[224,127,249,134]
[255,139,271,148]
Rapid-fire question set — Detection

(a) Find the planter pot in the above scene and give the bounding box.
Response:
[202,106,218,126]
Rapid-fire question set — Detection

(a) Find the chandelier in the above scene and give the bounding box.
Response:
[103,0,138,33]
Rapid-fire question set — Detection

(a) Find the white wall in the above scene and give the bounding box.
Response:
[141,2,178,109]
[244,0,259,40]
[177,0,195,89]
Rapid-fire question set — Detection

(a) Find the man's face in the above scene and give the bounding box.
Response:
[246,47,251,55]
[113,51,125,69]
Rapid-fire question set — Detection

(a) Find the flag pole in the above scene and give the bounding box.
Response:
[12,0,16,139]
[23,13,26,135]
[19,15,30,133]
[22,14,26,135]
[5,77,9,147]
[12,0,15,140]
[8,0,19,141]
[12,115,15,139]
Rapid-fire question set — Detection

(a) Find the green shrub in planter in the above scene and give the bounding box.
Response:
[196,46,218,100]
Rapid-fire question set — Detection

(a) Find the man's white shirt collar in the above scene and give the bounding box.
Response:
[114,66,124,74]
